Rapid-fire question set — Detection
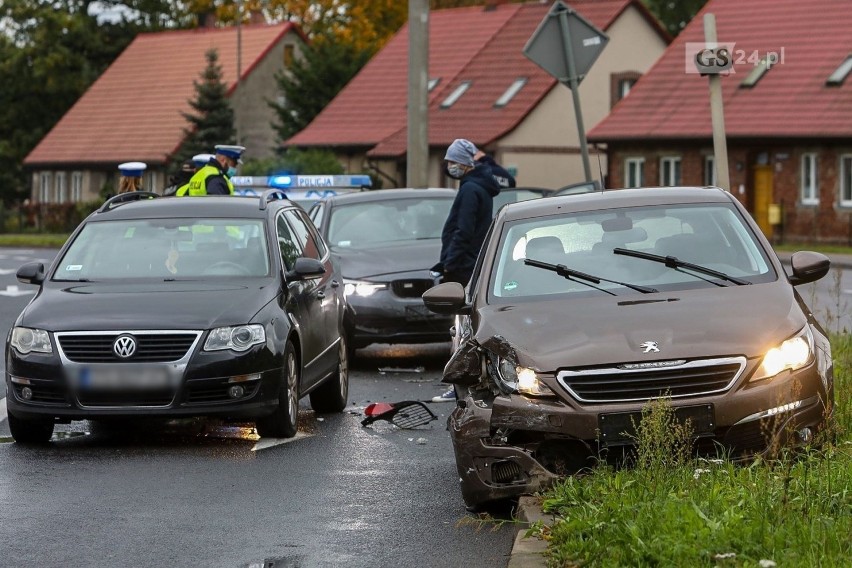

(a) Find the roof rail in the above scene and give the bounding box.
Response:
[98,191,159,213]
[259,189,288,210]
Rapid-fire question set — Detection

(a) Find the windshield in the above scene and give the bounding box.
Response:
[53,218,270,280]
[327,197,453,248]
[492,189,548,216]
[490,203,775,301]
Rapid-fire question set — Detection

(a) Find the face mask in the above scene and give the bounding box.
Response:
[227,167,238,178]
[447,163,466,179]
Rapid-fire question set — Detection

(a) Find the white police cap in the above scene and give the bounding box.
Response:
[118,162,147,177]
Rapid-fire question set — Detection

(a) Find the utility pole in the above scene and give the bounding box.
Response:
[704,14,730,191]
[236,0,243,146]
[407,0,429,188]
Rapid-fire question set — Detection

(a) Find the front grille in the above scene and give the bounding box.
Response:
[57,332,199,363]
[558,357,745,403]
[76,390,175,407]
[391,279,435,298]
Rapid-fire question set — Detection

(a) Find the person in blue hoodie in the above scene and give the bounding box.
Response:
[435,138,502,287]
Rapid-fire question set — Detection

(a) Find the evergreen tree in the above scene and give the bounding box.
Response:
[174,48,236,163]
[642,0,709,37]
[270,34,371,143]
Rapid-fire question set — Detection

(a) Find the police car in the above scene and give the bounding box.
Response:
[230,174,372,210]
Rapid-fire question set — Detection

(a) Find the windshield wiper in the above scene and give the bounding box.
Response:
[613,248,751,286]
[524,258,657,295]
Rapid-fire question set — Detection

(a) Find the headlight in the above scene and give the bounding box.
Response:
[495,357,551,396]
[343,279,386,298]
[751,327,814,382]
[204,324,266,352]
[10,327,52,354]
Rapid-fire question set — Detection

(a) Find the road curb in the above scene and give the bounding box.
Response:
[508,495,551,568]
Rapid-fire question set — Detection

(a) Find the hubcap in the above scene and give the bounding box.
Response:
[287,352,298,426]
[338,340,349,400]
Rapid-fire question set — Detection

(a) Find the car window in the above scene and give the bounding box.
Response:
[277,213,303,270]
[490,203,774,300]
[283,209,324,260]
[53,219,270,279]
[492,189,548,216]
[326,197,453,248]
[309,202,324,228]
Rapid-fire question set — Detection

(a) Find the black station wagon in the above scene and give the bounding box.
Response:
[6,192,348,443]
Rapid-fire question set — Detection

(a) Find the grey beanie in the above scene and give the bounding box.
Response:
[444,139,478,167]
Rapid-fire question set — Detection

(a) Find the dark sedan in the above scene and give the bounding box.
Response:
[309,189,456,352]
[6,192,348,443]
[424,186,833,508]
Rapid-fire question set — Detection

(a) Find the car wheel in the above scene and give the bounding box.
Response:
[309,336,349,413]
[8,412,54,444]
[255,341,299,438]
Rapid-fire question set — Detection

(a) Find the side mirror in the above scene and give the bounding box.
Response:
[287,257,326,280]
[17,262,45,285]
[422,282,470,315]
[788,251,830,286]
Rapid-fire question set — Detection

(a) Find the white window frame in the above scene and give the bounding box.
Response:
[840,154,852,207]
[704,155,716,187]
[800,153,819,205]
[40,172,52,203]
[624,157,645,188]
[55,172,67,204]
[146,171,158,192]
[71,172,83,202]
[495,78,527,107]
[659,156,682,187]
[440,81,471,108]
[618,78,635,100]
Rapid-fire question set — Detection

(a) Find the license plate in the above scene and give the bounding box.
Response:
[598,404,715,445]
[73,366,174,392]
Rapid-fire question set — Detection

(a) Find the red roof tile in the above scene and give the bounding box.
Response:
[25,23,298,166]
[589,0,852,142]
[288,1,654,154]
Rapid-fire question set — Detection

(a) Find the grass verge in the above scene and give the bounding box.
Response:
[0,234,69,248]
[539,334,852,567]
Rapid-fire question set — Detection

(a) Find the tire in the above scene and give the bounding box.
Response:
[255,341,299,438]
[310,336,349,413]
[8,412,54,444]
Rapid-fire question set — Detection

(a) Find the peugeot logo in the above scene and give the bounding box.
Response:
[113,335,137,358]
[639,341,660,354]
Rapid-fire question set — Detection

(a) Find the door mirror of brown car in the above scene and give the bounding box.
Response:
[16,262,45,285]
[287,257,325,280]
[788,251,830,286]
[422,282,470,315]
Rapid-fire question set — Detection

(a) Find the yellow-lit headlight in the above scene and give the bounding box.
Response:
[751,328,813,382]
[517,367,551,396]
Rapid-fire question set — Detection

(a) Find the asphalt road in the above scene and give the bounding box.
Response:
[0,248,514,568]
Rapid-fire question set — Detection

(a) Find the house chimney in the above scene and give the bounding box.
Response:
[484,0,510,11]
[249,9,266,25]
[198,11,216,29]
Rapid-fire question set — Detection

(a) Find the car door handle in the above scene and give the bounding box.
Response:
[330,280,340,288]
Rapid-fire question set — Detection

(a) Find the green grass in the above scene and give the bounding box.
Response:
[538,334,852,567]
[0,233,69,247]
[774,243,852,255]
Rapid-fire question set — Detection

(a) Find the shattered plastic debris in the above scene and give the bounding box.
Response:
[416,437,427,445]
[361,401,437,429]
[759,561,777,568]
[378,366,426,374]
[316,417,325,422]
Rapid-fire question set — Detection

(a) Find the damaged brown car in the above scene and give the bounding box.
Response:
[423,186,834,508]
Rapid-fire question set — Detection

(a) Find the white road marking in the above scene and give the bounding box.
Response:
[251,431,313,451]
[0,285,34,297]
[0,269,15,275]
[0,397,7,423]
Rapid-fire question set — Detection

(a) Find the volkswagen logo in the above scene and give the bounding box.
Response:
[113,335,137,358]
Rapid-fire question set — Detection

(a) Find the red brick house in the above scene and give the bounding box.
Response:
[588,0,852,244]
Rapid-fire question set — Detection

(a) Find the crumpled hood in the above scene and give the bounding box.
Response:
[333,239,442,280]
[474,283,806,372]
[18,280,279,331]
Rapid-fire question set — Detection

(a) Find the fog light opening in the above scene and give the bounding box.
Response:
[20,386,33,400]
[797,427,813,444]
[228,385,245,399]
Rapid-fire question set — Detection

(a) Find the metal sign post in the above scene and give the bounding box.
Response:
[523,1,609,183]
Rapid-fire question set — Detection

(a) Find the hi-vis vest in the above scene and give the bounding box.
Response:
[175,165,235,196]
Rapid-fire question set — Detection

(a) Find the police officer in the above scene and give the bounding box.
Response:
[175,145,244,196]
[117,162,147,193]
[474,149,516,189]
